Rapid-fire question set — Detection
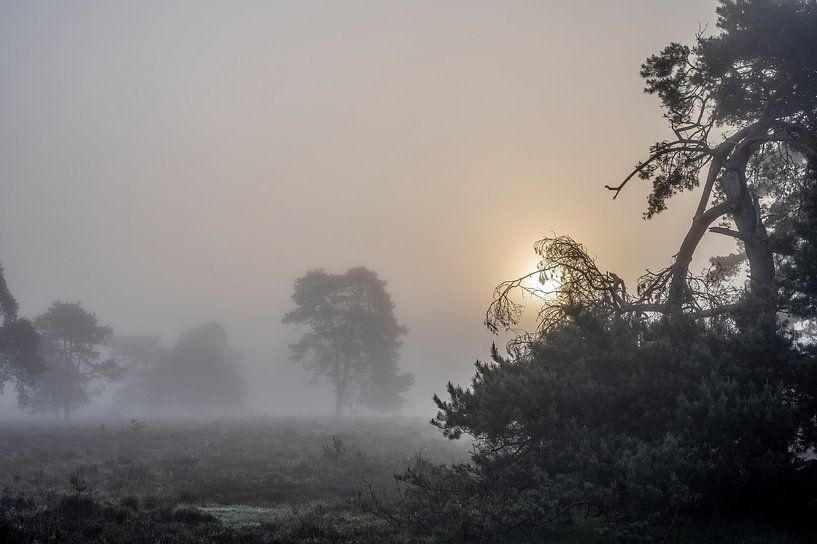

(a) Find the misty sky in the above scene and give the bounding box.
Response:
[0,0,728,416]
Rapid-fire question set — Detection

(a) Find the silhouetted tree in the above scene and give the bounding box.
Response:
[399,2,817,540]
[29,302,121,422]
[602,0,817,320]
[0,262,41,407]
[142,322,246,413]
[283,267,412,416]
[489,0,817,335]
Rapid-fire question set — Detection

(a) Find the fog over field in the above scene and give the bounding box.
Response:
[3,1,817,542]
[2,0,719,418]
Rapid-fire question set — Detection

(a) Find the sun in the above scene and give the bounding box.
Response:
[521,259,561,296]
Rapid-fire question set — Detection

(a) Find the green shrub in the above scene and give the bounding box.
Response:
[391,311,817,541]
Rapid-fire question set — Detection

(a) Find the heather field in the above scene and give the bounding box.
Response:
[1,419,815,543]
[0,418,467,543]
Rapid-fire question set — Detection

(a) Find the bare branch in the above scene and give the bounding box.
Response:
[708,227,745,240]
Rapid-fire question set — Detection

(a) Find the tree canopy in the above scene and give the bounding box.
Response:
[0,262,41,407]
[488,0,817,336]
[619,0,816,318]
[283,267,412,416]
[112,323,247,414]
[29,301,121,421]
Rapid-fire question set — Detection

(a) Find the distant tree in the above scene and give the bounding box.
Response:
[0,262,41,407]
[141,322,246,413]
[283,267,412,416]
[108,335,162,410]
[29,302,121,422]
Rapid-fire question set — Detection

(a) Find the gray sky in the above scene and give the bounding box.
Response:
[0,0,726,416]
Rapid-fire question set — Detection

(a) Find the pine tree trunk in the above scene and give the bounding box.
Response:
[668,200,735,317]
[720,166,777,314]
[666,122,777,319]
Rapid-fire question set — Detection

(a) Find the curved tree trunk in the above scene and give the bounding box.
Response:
[666,121,777,318]
[668,200,736,317]
[719,161,776,315]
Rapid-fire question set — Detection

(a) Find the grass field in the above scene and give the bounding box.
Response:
[1,418,814,543]
[0,417,467,543]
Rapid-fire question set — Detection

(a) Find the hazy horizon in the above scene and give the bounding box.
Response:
[0,0,729,418]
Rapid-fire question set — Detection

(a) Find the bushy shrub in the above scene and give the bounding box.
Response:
[0,495,34,511]
[391,309,817,541]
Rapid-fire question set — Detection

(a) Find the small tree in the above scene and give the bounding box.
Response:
[0,262,41,407]
[30,301,121,422]
[283,267,412,416]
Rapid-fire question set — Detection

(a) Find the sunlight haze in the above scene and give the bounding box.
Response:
[0,0,722,416]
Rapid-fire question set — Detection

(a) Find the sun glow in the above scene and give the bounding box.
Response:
[521,259,561,296]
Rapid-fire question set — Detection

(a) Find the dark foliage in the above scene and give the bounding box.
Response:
[780,157,817,319]
[634,0,817,218]
[596,0,817,321]
[412,310,817,539]
[395,2,817,541]
[0,262,41,407]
